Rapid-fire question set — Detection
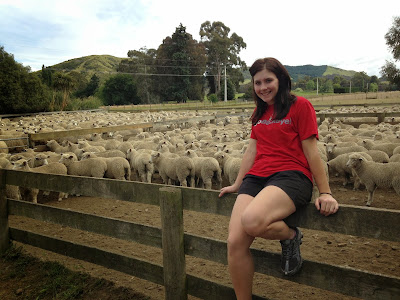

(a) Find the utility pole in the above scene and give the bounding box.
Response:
[316,78,318,95]
[224,64,227,102]
[350,81,352,93]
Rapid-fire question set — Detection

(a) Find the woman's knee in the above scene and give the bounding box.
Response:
[241,210,269,237]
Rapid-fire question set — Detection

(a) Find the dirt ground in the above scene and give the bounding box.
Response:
[5,176,400,300]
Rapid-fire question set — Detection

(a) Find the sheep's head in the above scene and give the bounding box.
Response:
[346,153,365,169]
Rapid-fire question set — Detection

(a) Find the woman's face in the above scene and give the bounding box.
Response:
[253,68,279,105]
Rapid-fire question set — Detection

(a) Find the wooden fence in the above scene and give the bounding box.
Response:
[0,170,399,299]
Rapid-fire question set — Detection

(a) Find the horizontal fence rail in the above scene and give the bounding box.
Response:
[1,169,399,299]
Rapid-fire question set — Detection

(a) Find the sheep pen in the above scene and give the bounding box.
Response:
[2,108,400,300]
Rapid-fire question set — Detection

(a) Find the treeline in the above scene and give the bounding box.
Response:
[0,21,246,114]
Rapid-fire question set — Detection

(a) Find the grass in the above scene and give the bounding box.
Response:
[0,244,150,300]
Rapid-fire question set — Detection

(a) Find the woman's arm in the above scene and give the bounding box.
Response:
[302,136,339,216]
[219,138,257,197]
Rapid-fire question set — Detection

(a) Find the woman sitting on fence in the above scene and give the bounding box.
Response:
[219,57,339,300]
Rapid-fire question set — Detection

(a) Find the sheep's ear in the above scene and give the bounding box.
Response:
[68,155,74,159]
[22,160,28,166]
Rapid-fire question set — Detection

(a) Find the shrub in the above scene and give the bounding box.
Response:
[208,93,218,103]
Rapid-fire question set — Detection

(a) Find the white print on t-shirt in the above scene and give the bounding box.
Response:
[254,116,292,126]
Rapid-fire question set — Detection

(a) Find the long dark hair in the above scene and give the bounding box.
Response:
[250,57,296,125]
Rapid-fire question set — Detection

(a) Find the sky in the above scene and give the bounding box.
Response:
[1,0,399,76]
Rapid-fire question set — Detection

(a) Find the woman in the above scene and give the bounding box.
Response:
[219,57,339,299]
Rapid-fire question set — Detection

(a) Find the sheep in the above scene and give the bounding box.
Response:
[327,152,372,189]
[89,149,126,159]
[325,143,367,160]
[393,145,400,156]
[12,158,68,203]
[46,139,70,153]
[77,140,106,153]
[126,148,155,183]
[184,150,222,190]
[59,153,107,178]
[346,153,400,206]
[0,161,22,200]
[389,154,400,162]
[0,140,8,154]
[365,150,390,163]
[213,151,242,185]
[80,152,131,181]
[150,152,195,187]
[362,140,398,157]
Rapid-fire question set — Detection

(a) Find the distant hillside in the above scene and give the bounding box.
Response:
[241,64,357,83]
[45,54,123,81]
[285,64,356,81]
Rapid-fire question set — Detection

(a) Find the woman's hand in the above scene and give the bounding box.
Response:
[219,185,239,197]
[315,194,339,216]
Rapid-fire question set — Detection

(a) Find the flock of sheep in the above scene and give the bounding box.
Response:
[1,105,400,207]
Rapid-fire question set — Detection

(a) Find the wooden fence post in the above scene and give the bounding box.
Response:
[159,187,187,300]
[0,169,9,254]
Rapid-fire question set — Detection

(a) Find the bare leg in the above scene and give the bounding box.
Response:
[227,186,297,299]
[227,194,255,300]
[241,185,296,240]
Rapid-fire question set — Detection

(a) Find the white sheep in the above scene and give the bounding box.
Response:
[0,160,22,200]
[12,158,68,203]
[126,148,155,183]
[362,140,398,157]
[150,152,195,187]
[365,150,390,163]
[389,154,400,162]
[0,140,8,154]
[346,153,400,206]
[327,152,372,189]
[80,152,131,181]
[59,153,107,178]
[325,143,367,160]
[393,145,400,156]
[184,150,222,190]
[213,151,242,185]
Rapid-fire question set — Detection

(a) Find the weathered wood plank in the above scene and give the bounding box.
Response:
[8,199,161,248]
[0,169,9,254]
[29,122,154,142]
[184,233,400,300]
[9,228,164,286]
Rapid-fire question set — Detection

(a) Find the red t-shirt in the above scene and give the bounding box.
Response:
[248,96,318,182]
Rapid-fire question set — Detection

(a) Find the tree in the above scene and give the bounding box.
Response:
[306,80,315,91]
[381,16,400,89]
[101,74,140,106]
[52,72,75,111]
[199,21,246,96]
[156,24,206,102]
[352,72,370,91]
[0,46,50,114]
[119,47,158,104]
[75,74,99,98]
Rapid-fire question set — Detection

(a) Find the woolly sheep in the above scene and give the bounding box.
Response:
[327,152,372,189]
[213,151,241,185]
[12,158,68,203]
[184,150,222,189]
[81,152,131,181]
[126,148,155,183]
[46,139,70,153]
[59,153,107,178]
[389,154,400,162]
[393,145,400,156]
[346,153,400,206]
[365,150,390,163]
[0,140,8,154]
[0,161,21,200]
[150,152,195,187]
[362,140,398,157]
[325,143,367,160]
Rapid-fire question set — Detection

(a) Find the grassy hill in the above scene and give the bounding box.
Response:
[241,64,357,84]
[46,54,123,82]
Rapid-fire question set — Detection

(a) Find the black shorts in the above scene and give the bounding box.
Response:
[238,170,313,209]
